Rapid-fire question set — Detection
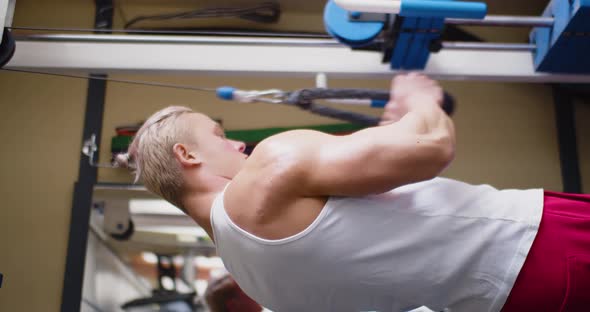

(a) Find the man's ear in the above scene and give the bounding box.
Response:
[173,143,202,167]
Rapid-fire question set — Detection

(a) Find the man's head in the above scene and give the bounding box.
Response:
[115,106,247,210]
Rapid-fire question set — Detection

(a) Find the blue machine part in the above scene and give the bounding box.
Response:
[400,0,487,19]
[423,18,445,65]
[371,99,388,107]
[323,0,385,47]
[390,15,445,69]
[391,17,419,69]
[531,0,590,73]
[404,18,431,69]
[324,0,486,70]
[391,0,453,70]
[216,86,235,100]
[399,17,444,70]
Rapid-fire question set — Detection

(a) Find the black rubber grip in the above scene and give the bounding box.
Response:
[287,88,455,116]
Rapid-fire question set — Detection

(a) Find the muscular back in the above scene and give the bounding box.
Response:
[222,134,327,240]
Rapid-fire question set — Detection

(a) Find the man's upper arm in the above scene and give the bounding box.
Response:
[251,121,452,198]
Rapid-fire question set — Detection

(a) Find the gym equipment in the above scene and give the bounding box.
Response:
[121,255,198,311]
[4,68,454,130]
[100,199,135,241]
[324,0,590,74]
[217,86,455,126]
[6,3,590,82]
[531,0,590,73]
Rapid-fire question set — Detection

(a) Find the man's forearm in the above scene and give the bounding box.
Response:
[391,103,456,163]
[377,74,455,173]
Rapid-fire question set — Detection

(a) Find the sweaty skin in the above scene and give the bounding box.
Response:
[176,74,456,241]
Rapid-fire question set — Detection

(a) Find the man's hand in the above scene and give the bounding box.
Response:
[380,73,444,126]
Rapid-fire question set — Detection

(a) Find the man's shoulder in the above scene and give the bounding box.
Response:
[243,129,327,184]
[251,129,327,158]
[226,131,324,223]
[224,162,311,238]
[227,157,326,240]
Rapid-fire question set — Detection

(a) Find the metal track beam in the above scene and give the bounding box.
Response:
[6,36,590,83]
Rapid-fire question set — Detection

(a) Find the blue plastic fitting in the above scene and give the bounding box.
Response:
[400,0,487,19]
[216,86,235,100]
[371,99,388,108]
[323,0,385,47]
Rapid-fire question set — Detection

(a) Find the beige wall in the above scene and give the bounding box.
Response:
[0,0,587,311]
[442,81,561,189]
[0,1,93,311]
[0,71,87,310]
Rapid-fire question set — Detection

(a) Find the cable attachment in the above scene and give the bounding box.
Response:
[216,87,287,104]
[286,88,455,126]
[286,88,385,126]
[82,134,118,168]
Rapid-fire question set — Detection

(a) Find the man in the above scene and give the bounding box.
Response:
[116,74,590,311]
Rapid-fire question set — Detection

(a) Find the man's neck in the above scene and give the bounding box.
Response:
[183,182,229,241]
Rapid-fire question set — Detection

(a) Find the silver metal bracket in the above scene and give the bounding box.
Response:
[103,198,133,239]
[82,134,118,168]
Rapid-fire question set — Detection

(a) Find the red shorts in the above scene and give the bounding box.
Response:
[501,191,590,312]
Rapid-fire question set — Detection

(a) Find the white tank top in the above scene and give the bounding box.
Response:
[210,177,543,312]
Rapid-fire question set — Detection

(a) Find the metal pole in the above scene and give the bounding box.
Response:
[441,42,536,52]
[60,1,113,312]
[16,33,344,47]
[446,15,554,28]
[14,33,539,52]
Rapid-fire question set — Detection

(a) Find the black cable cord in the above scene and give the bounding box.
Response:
[0,68,217,92]
[124,2,281,29]
[114,0,129,27]
[0,69,386,126]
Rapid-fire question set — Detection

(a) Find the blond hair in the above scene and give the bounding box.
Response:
[114,106,194,210]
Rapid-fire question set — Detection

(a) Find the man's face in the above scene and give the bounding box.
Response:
[184,113,247,179]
